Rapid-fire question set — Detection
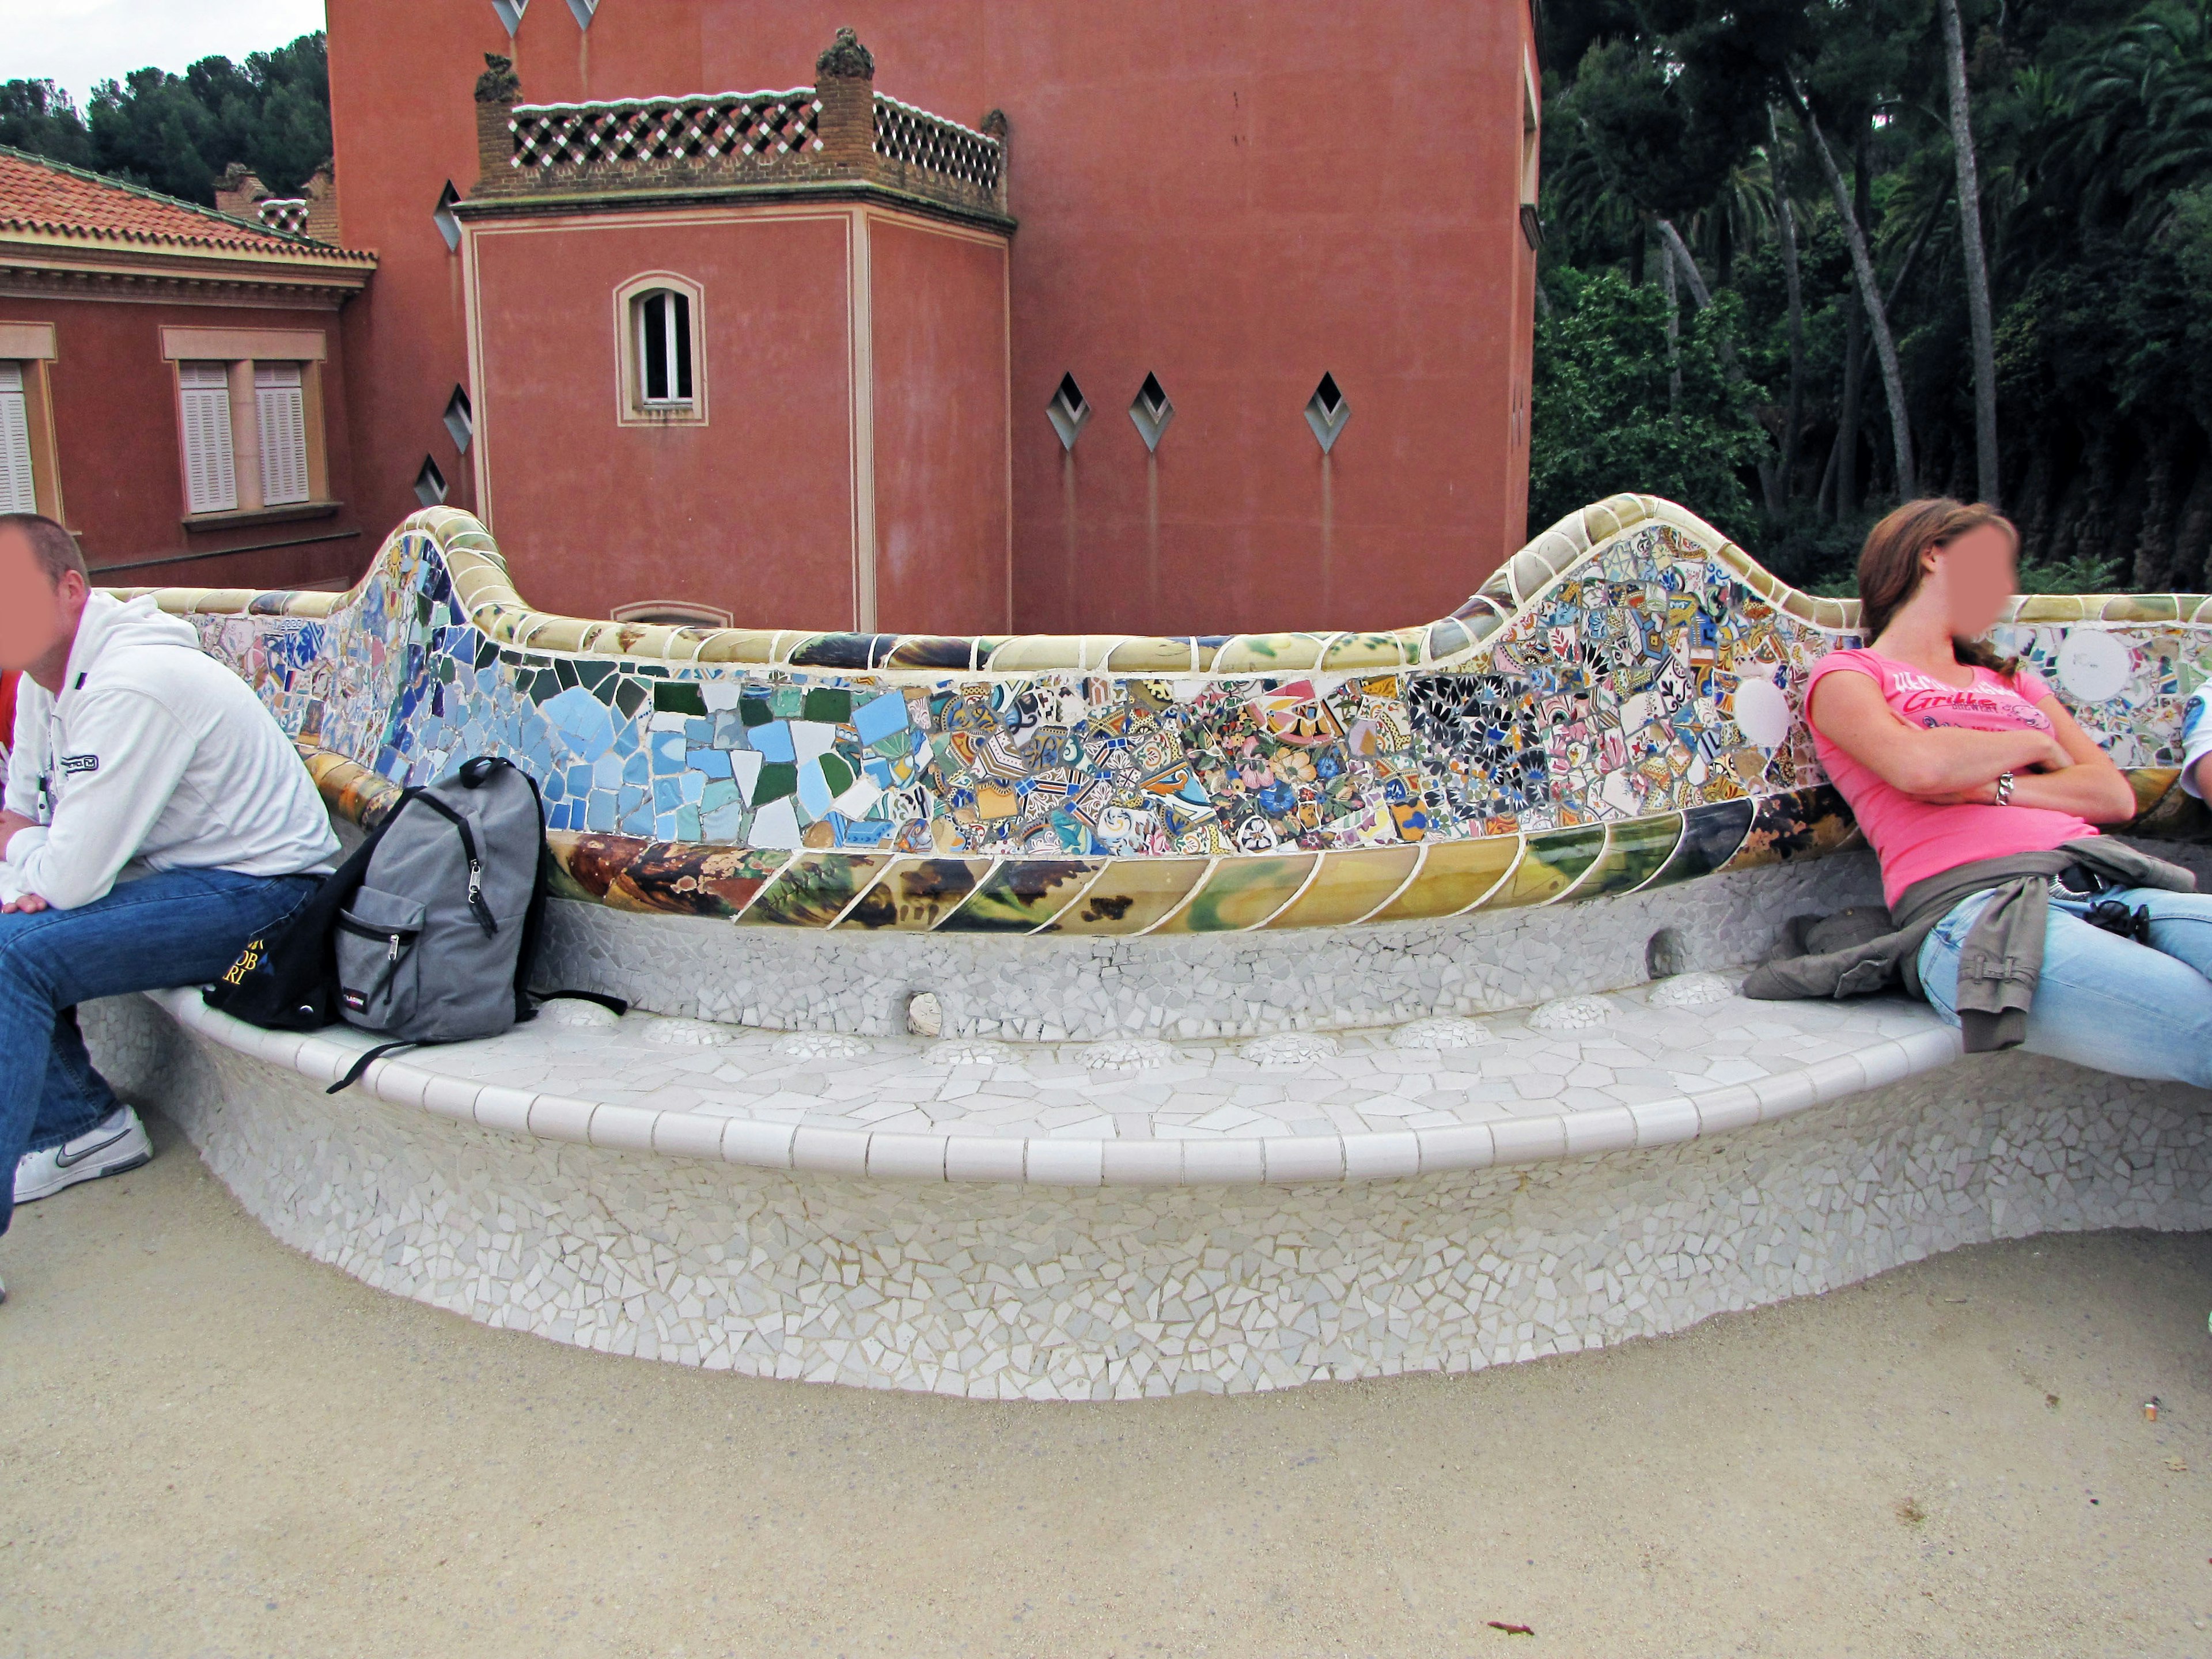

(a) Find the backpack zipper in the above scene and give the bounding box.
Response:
[335,915,419,1002]
[406,793,501,937]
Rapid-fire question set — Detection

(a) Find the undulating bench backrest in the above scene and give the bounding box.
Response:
[120,496,2212,933]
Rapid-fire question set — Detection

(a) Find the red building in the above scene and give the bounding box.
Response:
[0,147,377,590]
[454,41,1013,634]
[325,1,1541,637]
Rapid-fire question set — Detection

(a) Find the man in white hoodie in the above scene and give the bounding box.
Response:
[0,513,338,1292]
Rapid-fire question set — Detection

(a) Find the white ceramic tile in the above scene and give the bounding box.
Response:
[944,1135,1027,1183]
[1487,1113,1568,1162]
[1801,1054,1870,1101]
[866,1132,947,1180]
[1748,1069,1821,1119]
[1179,1137,1266,1184]
[1100,1139,1184,1185]
[1415,1121,1495,1173]
[586,1103,659,1153]
[1692,1084,1761,1134]
[1265,1141,1344,1185]
[363,1061,433,1110]
[472,1084,539,1135]
[719,1116,796,1169]
[407,1074,477,1124]
[1560,1106,1638,1156]
[1628,1096,1701,1147]
[650,1111,728,1160]
[524,1093,596,1141]
[1340,1131,1419,1181]
[1857,1039,1914,1090]
[790,1124,870,1175]
[1023,1138,1104,1187]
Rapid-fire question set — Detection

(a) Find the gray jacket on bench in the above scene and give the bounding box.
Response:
[1741,839,2196,1053]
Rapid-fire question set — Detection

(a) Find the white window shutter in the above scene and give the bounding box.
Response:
[0,362,34,515]
[255,363,309,506]
[179,362,237,514]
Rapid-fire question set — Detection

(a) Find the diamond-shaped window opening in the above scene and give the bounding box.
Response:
[1128,372,1174,453]
[1046,372,1090,451]
[414,455,449,508]
[433,181,461,253]
[1304,372,1351,454]
[491,0,527,33]
[443,385,475,454]
[565,0,596,26]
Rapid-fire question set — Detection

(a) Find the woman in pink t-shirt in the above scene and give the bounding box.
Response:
[1807,498,2212,1085]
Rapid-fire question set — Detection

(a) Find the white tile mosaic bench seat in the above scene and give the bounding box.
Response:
[82,971,2212,1399]
[139,978,1962,1185]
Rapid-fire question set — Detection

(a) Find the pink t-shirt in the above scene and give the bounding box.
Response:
[1805,647,2099,907]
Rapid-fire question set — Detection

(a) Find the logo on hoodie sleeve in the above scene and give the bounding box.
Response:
[59,753,99,776]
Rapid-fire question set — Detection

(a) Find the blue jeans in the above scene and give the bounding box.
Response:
[1916,884,2212,1090]
[0,866,317,1236]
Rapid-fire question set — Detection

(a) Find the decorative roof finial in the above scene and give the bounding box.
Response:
[816,26,875,80]
[980,109,1008,140]
[475,52,521,103]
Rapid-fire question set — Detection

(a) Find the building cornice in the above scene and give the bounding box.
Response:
[452,176,1013,235]
[0,235,373,309]
[0,267,357,310]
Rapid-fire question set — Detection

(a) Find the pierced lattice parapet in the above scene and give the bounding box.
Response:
[872,94,1004,197]
[256,198,310,236]
[509,89,825,179]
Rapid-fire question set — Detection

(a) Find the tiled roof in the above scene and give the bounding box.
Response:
[0,145,372,264]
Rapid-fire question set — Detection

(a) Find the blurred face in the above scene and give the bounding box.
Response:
[0,527,85,675]
[1922,522,2017,638]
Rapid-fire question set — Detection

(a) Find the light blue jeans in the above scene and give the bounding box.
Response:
[1916,885,2212,1089]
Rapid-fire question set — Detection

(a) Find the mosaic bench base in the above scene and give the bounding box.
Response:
[77,970,2212,1398]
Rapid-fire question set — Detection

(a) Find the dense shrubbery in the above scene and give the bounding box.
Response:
[0,33,330,203]
[1535,0,2212,594]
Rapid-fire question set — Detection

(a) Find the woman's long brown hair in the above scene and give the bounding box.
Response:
[1854,498,2021,675]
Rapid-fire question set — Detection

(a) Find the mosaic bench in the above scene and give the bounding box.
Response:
[78,495,2212,1397]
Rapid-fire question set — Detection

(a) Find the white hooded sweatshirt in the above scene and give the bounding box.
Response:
[2,593,339,909]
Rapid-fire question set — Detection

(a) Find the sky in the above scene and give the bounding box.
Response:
[3,0,328,108]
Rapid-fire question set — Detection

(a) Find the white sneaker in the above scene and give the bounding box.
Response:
[14,1105,152,1206]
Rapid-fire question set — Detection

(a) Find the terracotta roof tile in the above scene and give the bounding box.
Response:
[0,145,371,263]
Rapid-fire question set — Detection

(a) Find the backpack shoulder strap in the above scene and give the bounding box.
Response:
[327,1039,418,1094]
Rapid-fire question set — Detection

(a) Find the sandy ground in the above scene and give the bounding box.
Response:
[5,1112,2212,1658]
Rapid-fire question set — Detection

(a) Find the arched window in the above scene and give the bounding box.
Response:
[614,274,707,425]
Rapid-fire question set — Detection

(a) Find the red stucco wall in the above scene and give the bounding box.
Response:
[867,215,1010,636]
[18,296,359,589]
[326,0,1537,635]
[467,209,858,628]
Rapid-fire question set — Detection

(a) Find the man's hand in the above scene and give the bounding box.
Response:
[1,893,47,914]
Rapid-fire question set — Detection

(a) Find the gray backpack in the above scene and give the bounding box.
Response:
[328,757,552,1091]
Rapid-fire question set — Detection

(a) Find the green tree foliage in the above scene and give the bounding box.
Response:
[0,81,97,169]
[1531,270,1767,543]
[1533,0,2212,593]
[0,33,328,204]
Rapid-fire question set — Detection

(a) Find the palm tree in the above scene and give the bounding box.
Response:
[1939,0,2001,504]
